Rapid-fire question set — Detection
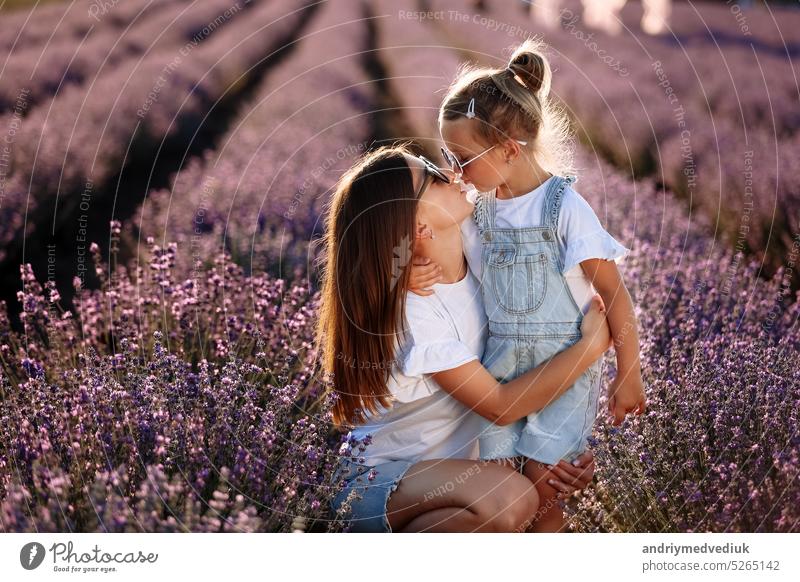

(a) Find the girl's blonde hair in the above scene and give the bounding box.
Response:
[438,38,574,176]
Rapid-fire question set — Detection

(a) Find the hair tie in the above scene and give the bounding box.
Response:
[465,97,476,119]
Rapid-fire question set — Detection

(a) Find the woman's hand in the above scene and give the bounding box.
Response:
[408,256,442,296]
[580,295,612,358]
[546,450,596,498]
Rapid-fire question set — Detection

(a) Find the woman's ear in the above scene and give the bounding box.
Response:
[415,222,434,240]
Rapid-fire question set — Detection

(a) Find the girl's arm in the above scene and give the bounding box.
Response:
[407,256,442,296]
[580,258,646,424]
[430,296,611,425]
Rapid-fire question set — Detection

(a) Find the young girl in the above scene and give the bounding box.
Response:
[410,39,646,532]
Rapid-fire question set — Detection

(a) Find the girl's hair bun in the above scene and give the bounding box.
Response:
[438,37,573,176]
[508,43,550,98]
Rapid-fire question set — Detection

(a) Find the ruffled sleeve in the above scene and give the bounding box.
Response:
[559,187,630,274]
[387,295,479,403]
[401,339,478,376]
[562,229,630,274]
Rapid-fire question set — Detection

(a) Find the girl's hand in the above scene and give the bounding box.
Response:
[546,450,596,498]
[579,295,611,358]
[408,256,442,296]
[607,372,646,425]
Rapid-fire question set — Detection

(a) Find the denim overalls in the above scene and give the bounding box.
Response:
[473,175,603,466]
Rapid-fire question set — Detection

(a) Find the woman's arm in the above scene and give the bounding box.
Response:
[430,296,611,425]
[580,258,646,424]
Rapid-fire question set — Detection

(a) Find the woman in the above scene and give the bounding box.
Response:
[316,144,611,532]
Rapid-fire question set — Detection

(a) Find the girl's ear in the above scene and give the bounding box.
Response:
[502,139,522,164]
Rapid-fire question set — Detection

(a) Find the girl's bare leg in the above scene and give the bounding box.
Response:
[522,460,567,533]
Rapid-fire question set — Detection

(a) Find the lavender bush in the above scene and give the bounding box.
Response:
[574,158,800,532]
[0,234,345,532]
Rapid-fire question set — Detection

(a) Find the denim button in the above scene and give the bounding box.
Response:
[483,231,492,241]
[542,231,551,241]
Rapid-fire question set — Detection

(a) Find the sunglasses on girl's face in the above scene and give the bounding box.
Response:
[441,139,528,177]
[415,155,452,198]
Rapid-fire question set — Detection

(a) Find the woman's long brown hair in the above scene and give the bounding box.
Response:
[316,144,419,427]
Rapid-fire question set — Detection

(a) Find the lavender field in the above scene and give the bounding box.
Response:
[0,0,798,533]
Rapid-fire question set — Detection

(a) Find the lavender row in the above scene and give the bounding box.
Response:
[0,0,247,115]
[615,0,800,52]
[0,0,185,54]
[0,0,309,262]
[134,0,376,280]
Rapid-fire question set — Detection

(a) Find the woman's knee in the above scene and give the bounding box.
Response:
[476,474,540,532]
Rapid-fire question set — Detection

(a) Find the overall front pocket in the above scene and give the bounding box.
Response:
[487,249,548,315]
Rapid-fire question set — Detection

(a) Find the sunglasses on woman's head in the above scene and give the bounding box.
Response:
[415,155,452,198]
[440,139,528,177]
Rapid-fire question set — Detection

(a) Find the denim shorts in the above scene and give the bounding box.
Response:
[329,458,415,532]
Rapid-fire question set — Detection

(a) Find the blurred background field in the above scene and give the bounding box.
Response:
[0,0,798,532]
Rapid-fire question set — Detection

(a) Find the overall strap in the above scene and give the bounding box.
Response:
[540,174,577,273]
[540,174,577,232]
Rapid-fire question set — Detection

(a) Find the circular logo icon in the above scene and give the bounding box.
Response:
[20,542,46,570]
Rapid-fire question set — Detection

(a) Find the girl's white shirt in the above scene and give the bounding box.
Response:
[461,177,630,311]
[348,268,487,465]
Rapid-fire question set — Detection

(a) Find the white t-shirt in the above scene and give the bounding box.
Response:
[348,267,488,465]
[461,178,629,311]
